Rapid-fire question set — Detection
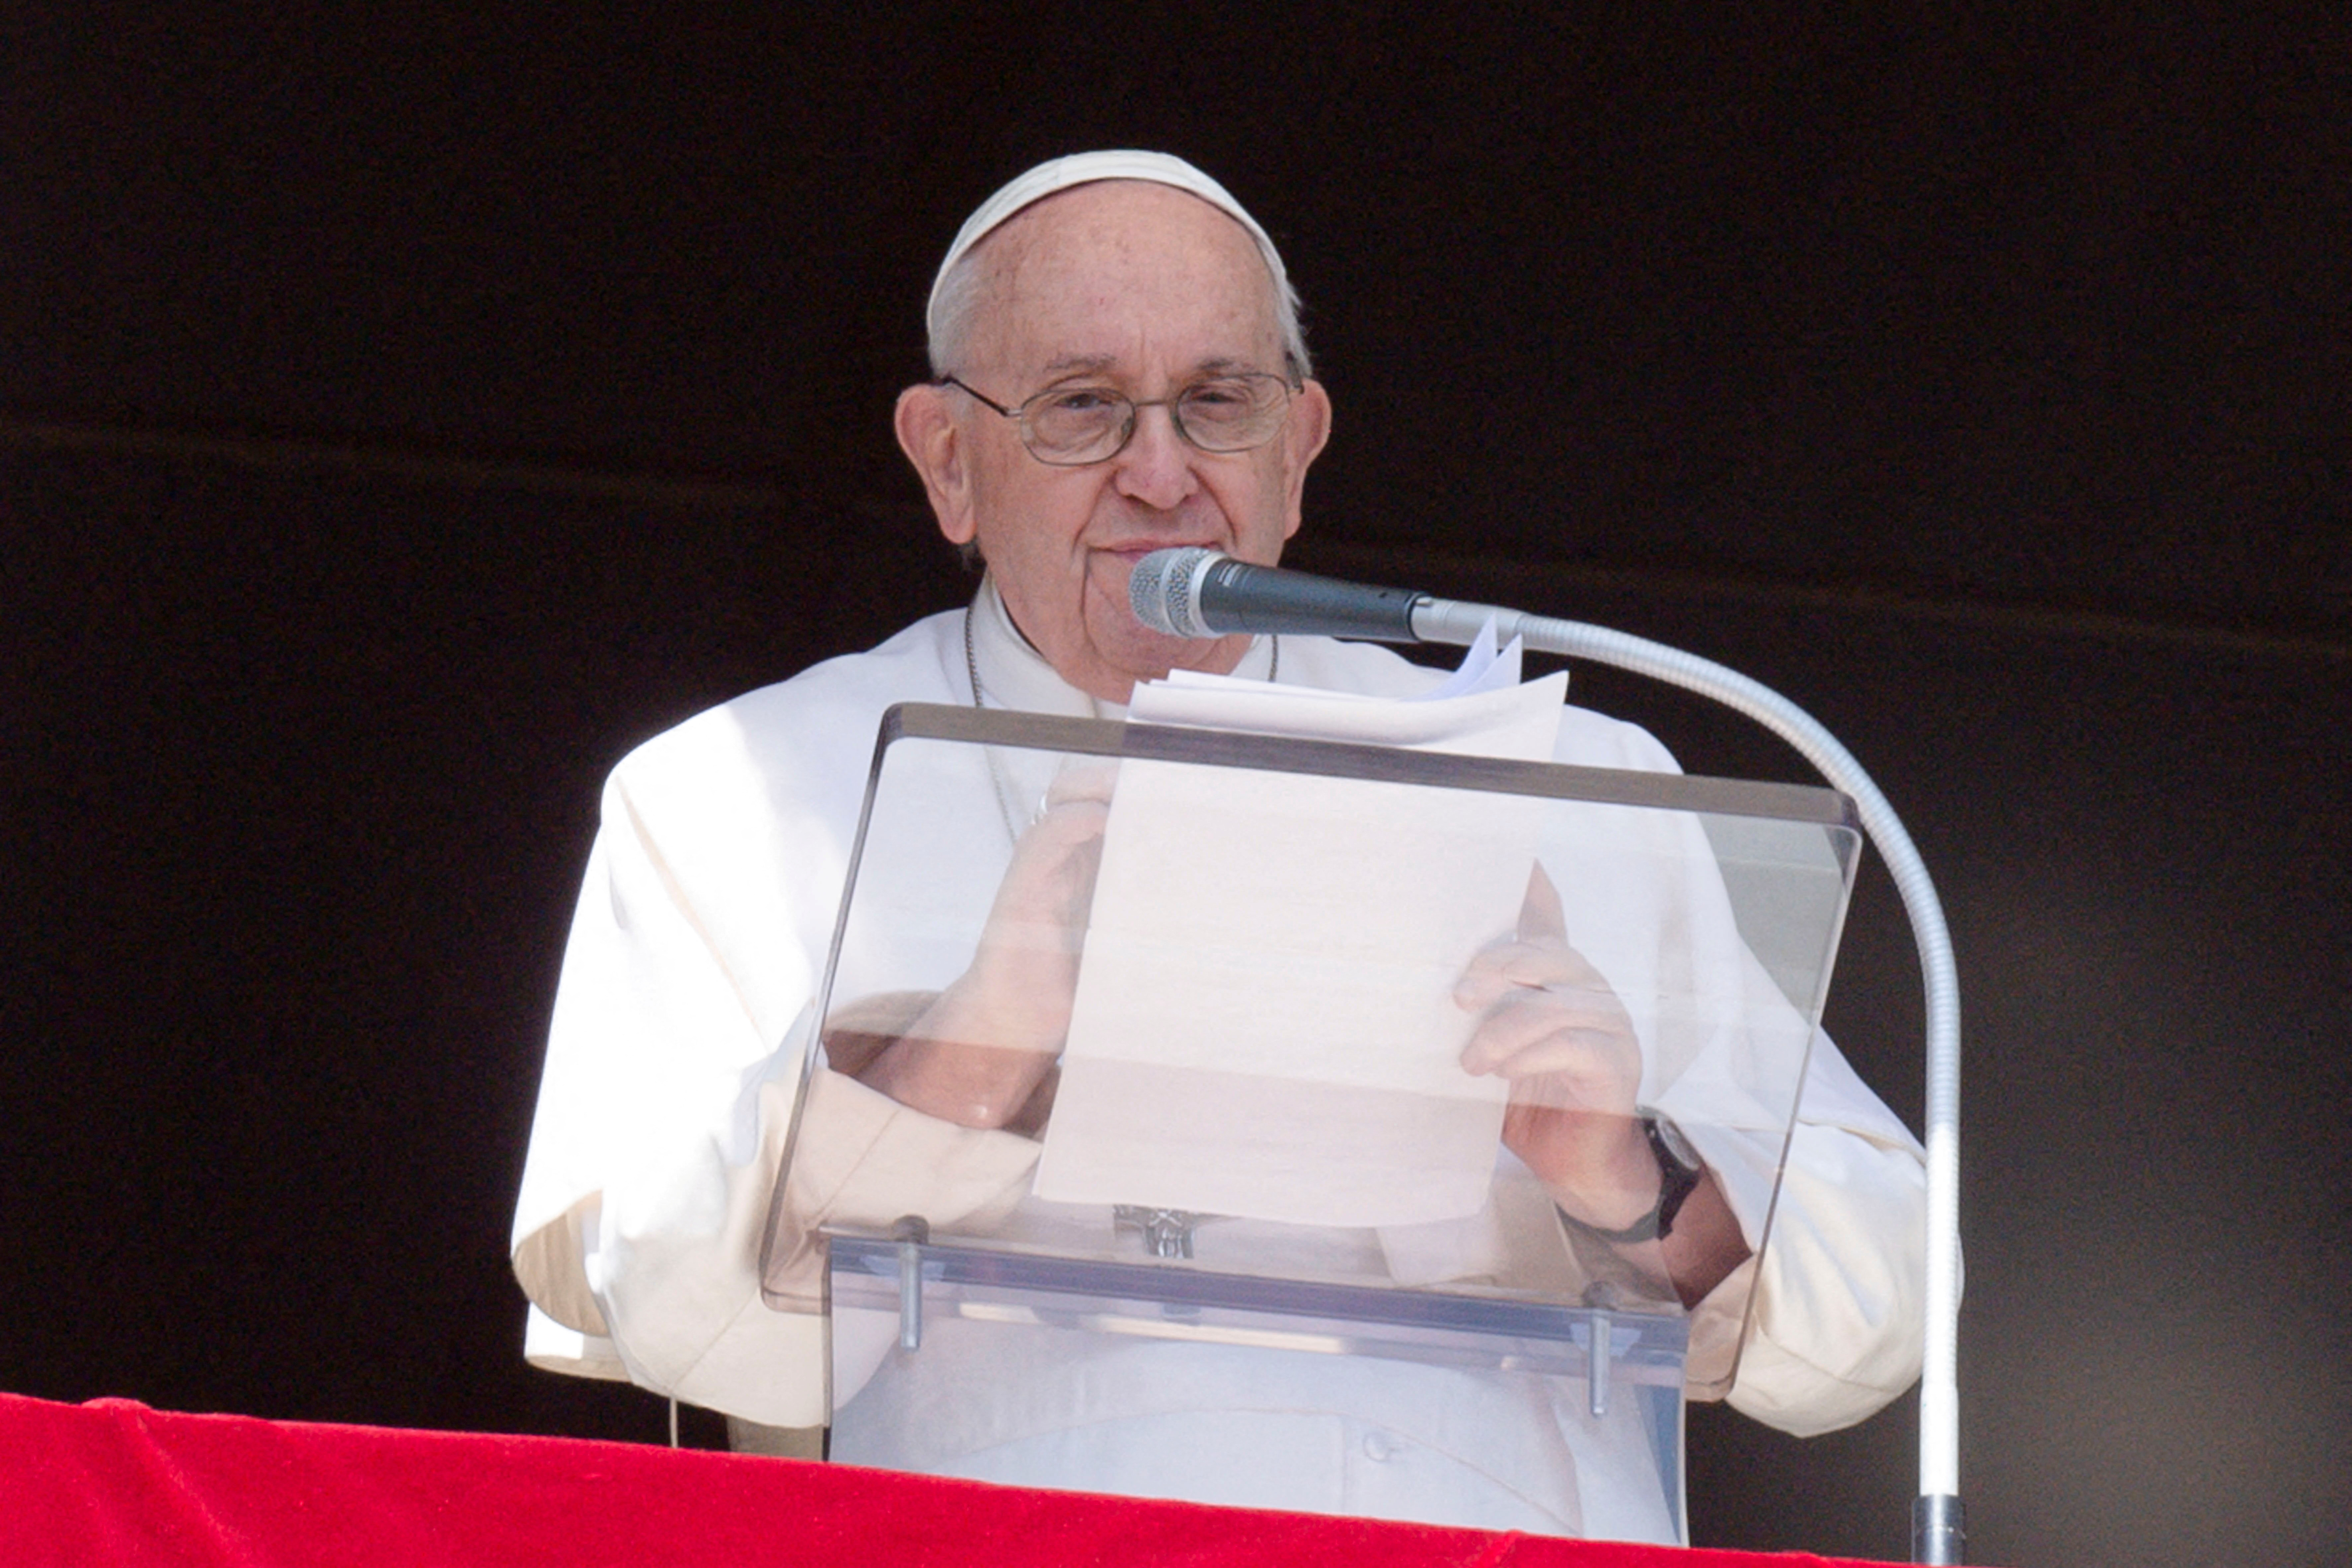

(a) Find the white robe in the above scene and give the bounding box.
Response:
[510,585,1929,1537]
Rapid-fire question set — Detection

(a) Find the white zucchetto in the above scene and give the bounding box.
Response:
[924,150,1291,348]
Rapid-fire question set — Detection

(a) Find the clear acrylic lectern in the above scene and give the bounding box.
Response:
[759,703,1860,1543]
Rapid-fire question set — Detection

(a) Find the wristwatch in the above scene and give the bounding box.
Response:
[1582,1113,1705,1244]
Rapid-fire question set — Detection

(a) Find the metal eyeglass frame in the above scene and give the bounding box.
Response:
[936,373,1298,466]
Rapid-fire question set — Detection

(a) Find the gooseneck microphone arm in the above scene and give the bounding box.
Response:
[1131,547,1966,1567]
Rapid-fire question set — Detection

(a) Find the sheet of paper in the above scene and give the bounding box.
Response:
[1031,650,1568,1228]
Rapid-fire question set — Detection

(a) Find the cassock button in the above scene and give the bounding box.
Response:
[1361,1430,1397,1462]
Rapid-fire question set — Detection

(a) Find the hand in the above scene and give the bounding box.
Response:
[859,762,1114,1128]
[957,761,1116,1045]
[1457,864,1659,1230]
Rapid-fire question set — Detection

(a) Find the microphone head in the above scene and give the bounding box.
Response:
[1128,546,1226,637]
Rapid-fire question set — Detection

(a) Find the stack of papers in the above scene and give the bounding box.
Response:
[1033,630,1569,1228]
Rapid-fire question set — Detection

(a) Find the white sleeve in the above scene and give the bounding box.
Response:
[509,765,835,1425]
[1546,706,1930,1435]
[511,741,1041,1428]
[1717,1031,1929,1435]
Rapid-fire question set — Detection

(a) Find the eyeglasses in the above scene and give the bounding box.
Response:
[939,372,1298,466]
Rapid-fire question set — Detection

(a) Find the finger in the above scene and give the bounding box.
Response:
[1459,991,1636,1074]
[1475,1028,1640,1088]
[976,913,1093,959]
[1046,759,1119,809]
[1477,1034,1642,1118]
[994,802,1111,921]
[1475,940,1586,989]
[1454,939,1596,1008]
[1468,987,1637,1062]
[1016,797,1111,858]
[1518,861,1567,943]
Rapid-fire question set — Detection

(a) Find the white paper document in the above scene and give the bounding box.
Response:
[1032,638,1570,1228]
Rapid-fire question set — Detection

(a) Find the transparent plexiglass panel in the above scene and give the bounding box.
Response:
[760,704,1860,1541]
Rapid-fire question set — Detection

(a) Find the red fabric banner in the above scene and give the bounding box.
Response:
[0,1392,1899,1568]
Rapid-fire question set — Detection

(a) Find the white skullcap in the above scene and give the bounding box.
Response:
[924,150,1292,349]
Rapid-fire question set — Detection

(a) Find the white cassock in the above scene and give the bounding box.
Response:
[510,580,1929,1542]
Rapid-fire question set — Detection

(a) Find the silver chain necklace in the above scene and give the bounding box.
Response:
[965,605,1028,846]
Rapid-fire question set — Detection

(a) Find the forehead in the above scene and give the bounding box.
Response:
[966,182,1283,377]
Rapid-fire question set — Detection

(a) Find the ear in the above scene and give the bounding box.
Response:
[895,383,977,545]
[1278,378,1334,541]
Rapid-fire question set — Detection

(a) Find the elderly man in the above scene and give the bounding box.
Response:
[511,151,1927,1541]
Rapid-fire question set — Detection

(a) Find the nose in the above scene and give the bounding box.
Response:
[1110,402,1200,511]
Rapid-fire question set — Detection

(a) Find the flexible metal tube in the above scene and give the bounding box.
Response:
[1412,598,1963,1556]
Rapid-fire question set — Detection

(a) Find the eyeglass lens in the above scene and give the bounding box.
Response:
[1024,378,1289,462]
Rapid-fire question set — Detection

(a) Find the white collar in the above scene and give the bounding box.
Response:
[965,576,1273,721]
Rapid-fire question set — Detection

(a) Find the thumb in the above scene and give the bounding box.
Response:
[1517,861,1567,944]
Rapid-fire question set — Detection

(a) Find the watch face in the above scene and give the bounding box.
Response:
[1651,1114,1702,1172]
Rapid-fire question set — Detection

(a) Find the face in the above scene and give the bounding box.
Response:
[896,181,1332,704]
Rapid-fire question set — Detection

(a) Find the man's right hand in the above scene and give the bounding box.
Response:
[856,763,1114,1129]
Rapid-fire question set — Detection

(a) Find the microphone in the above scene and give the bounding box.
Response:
[1128,547,1966,1525]
[1128,548,1431,642]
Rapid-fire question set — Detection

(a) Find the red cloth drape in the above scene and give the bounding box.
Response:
[0,1392,1899,1567]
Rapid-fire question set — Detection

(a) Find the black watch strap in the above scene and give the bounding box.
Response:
[1579,1115,1704,1244]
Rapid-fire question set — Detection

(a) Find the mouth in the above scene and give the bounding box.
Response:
[1099,540,1222,569]
[1091,544,1223,637]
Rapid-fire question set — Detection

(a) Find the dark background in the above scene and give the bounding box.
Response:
[6,8,2347,1565]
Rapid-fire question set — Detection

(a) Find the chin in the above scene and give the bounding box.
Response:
[1089,625,1191,689]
